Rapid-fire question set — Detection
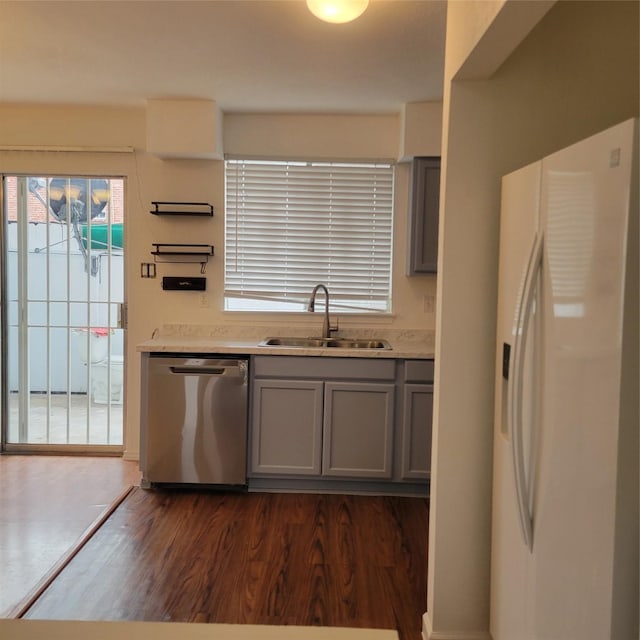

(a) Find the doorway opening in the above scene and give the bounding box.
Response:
[2,175,125,452]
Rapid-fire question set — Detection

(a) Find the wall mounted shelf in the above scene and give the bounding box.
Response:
[150,201,214,216]
[151,243,215,273]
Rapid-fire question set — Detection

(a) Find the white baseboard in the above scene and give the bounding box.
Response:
[422,612,492,640]
[122,450,139,462]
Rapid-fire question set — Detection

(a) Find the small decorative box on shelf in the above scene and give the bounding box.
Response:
[150,201,214,216]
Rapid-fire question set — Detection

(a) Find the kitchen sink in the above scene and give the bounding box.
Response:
[259,337,392,350]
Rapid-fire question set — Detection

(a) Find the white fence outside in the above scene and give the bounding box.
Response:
[6,221,124,393]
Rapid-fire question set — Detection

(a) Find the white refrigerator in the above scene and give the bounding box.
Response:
[491,118,638,639]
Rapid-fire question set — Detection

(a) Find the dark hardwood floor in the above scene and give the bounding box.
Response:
[24,488,429,640]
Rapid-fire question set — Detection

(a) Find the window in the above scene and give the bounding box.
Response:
[224,159,394,313]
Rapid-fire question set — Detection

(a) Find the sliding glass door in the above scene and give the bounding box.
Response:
[2,175,125,451]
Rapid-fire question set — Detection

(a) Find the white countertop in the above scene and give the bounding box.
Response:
[137,336,434,360]
[0,620,398,640]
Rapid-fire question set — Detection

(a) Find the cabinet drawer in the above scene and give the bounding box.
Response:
[252,356,395,381]
[404,359,434,383]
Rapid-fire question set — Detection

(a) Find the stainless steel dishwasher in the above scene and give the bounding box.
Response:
[141,354,249,488]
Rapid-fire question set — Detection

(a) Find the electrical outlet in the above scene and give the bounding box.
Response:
[199,293,210,308]
[423,295,435,313]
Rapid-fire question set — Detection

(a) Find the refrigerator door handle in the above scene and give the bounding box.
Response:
[508,230,543,551]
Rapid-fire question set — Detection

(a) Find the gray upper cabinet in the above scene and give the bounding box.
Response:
[407,156,441,274]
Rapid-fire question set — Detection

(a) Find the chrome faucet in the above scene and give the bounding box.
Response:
[307,284,338,338]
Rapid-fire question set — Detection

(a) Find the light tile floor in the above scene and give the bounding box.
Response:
[6,393,123,446]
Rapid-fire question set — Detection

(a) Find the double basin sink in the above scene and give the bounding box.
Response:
[259,336,391,350]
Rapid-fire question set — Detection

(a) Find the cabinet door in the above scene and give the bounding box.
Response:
[401,383,433,479]
[407,156,440,274]
[322,382,395,479]
[250,379,323,475]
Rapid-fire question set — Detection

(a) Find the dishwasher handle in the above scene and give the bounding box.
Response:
[169,363,246,380]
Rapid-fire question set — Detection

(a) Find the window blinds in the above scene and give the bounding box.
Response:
[224,159,394,312]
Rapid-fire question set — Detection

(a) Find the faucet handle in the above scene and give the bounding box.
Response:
[329,317,339,336]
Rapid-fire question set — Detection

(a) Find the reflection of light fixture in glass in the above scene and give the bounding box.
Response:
[306,0,369,24]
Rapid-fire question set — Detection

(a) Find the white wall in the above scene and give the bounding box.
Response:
[426,1,639,638]
[0,105,442,459]
[224,113,401,160]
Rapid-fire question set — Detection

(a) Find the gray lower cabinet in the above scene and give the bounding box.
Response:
[249,355,432,488]
[401,383,433,479]
[251,379,323,475]
[401,359,434,480]
[322,381,395,478]
[250,356,396,481]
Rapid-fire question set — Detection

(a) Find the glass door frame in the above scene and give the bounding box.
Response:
[1,172,126,454]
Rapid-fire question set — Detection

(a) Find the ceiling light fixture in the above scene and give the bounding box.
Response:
[306,0,370,24]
